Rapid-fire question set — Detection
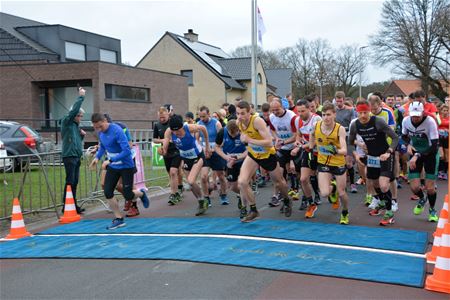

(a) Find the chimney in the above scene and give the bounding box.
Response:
[184,29,198,42]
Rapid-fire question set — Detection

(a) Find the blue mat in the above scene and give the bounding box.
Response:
[0,235,425,287]
[39,218,428,254]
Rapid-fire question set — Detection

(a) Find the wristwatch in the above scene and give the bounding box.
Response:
[414,153,421,158]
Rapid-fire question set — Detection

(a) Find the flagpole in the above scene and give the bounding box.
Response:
[251,0,257,109]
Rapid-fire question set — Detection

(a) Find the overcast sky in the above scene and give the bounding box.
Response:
[1,0,395,83]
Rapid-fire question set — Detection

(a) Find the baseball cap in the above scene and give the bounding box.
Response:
[164,104,174,113]
[169,114,183,131]
[409,102,424,117]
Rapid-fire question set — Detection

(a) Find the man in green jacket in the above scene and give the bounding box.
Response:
[61,87,86,213]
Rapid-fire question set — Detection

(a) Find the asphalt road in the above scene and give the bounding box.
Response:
[1,178,449,299]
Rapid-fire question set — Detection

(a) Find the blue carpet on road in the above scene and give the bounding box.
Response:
[39,218,428,253]
[0,234,425,287]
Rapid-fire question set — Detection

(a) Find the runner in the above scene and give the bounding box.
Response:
[402,102,440,222]
[348,99,399,225]
[309,102,350,224]
[237,101,292,222]
[162,114,211,216]
[89,113,150,230]
[197,106,228,206]
[291,99,322,217]
[438,104,449,180]
[215,120,248,219]
[268,98,300,204]
[153,106,183,205]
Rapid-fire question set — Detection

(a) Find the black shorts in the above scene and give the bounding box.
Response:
[276,149,297,170]
[226,161,243,182]
[164,154,182,173]
[408,152,439,180]
[203,152,226,171]
[317,163,346,176]
[360,154,395,181]
[440,137,448,149]
[300,151,318,171]
[248,152,278,172]
[182,152,205,171]
[103,166,135,200]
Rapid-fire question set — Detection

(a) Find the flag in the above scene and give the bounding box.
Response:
[257,6,266,45]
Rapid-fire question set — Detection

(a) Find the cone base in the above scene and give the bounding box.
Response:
[425,276,450,294]
[5,231,32,240]
[59,215,81,224]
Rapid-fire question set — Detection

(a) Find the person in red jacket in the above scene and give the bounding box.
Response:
[438,104,449,180]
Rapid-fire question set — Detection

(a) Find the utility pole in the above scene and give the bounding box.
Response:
[359,46,368,100]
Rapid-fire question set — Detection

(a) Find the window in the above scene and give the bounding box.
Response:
[181,70,193,86]
[65,41,86,61]
[257,73,262,84]
[100,49,117,64]
[105,84,150,102]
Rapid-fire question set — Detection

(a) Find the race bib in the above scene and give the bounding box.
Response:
[367,155,381,168]
[180,148,197,159]
[249,143,265,153]
[439,130,448,137]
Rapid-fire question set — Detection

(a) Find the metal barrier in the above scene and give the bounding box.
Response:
[0,140,168,220]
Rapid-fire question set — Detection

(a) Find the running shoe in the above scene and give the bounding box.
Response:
[237,195,243,210]
[239,207,248,220]
[428,208,438,222]
[305,204,318,218]
[350,184,358,193]
[413,197,427,215]
[331,198,340,210]
[220,194,230,205]
[314,194,322,205]
[106,218,126,230]
[369,207,383,216]
[438,171,445,180]
[288,188,297,197]
[283,198,293,217]
[339,213,349,225]
[299,197,308,210]
[195,199,208,216]
[328,180,338,204]
[241,210,260,223]
[380,211,395,226]
[126,206,140,217]
[140,189,150,208]
[368,197,380,210]
[364,194,373,206]
[356,177,365,185]
[175,192,182,203]
[391,200,399,212]
[168,194,177,206]
[269,195,281,207]
[291,190,300,201]
[123,200,132,211]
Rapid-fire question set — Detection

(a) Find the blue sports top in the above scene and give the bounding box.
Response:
[198,118,218,148]
[172,124,203,159]
[95,123,134,169]
[221,128,246,154]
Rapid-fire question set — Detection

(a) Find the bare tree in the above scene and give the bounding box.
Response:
[334,45,366,96]
[230,45,285,69]
[310,39,334,100]
[370,0,449,99]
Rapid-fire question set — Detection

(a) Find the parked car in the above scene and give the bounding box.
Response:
[0,121,43,171]
[0,139,12,172]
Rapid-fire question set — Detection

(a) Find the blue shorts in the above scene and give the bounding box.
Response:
[204,152,226,171]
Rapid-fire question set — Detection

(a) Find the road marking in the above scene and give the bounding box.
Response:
[36,233,425,258]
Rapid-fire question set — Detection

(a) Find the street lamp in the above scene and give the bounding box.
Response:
[359,46,368,100]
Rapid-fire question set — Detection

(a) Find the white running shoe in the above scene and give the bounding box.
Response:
[391,200,399,212]
[368,197,380,210]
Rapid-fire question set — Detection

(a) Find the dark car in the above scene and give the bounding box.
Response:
[0,121,43,170]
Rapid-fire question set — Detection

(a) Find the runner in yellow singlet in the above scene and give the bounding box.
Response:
[309,102,350,225]
[236,101,292,222]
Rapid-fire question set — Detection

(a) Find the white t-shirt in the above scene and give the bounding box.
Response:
[269,110,298,150]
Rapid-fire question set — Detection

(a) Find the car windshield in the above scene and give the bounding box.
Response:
[23,126,40,137]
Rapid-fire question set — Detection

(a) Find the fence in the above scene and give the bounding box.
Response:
[0,140,168,220]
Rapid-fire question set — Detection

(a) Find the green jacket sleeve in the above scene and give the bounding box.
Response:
[67,96,85,122]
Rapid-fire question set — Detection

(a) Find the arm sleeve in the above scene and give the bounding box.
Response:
[153,125,160,139]
[347,121,357,146]
[387,110,395,127]
[109,127,132,162]
[215,128,224,145]
[67,96,84,121]
[95,139,105,160]
[376,117,399,150]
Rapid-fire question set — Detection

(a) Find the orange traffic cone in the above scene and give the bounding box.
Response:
[426,203,449,263]
[59,185,81,224]
[5,198,32,239]
[425,222,450,294]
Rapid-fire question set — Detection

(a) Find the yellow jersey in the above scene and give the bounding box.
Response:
[314,121,345,167]
[238,114,276,159]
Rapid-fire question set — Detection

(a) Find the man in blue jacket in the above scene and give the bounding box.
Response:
[60,87,86,214]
